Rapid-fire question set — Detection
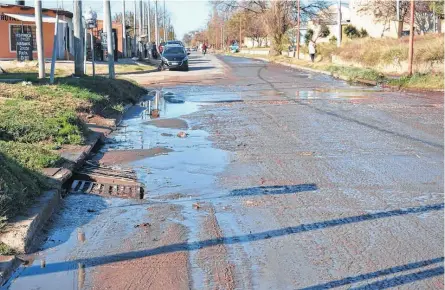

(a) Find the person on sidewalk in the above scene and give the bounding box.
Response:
[309,40,316,63]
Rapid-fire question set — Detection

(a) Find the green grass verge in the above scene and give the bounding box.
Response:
[0,75,147,224]
[386,73,444,90]
[326,65,385,83]
[0,242,16,255]
[0,152,48,221]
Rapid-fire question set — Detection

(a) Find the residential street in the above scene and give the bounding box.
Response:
[5,53,443,289]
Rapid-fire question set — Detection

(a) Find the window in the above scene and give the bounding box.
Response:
[10,25,37,51]
[163,47,185,54]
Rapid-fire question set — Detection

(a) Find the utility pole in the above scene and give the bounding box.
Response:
[139,0,143,57]
[35,0,45,79]
[337,0,342,47]
[104,0,115,78]
[50,12,59,83]
[163,0,167,41]
[396,0,402,38]
[155,0,159,46]
[122,0,127,57]
[147,0,151,42]
[296,0,300,59]
[408,0,415,76]
[168,17,171,41]
[133,0,137,56]
[239,14,241,45]
[73,0,83,75]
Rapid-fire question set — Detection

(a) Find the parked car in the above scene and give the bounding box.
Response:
[229,43,239,53]
[186,47,191,52]
[166,40,184,47]
[160,44,190,71]
[192,46,198,51]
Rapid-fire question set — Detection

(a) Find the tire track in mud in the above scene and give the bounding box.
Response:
[195,205,235,290]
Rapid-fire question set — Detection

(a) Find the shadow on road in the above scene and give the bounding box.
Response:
[189,66,215,71]
[301,257,444,289]
[19,203,444,278]
[230,184,317,196]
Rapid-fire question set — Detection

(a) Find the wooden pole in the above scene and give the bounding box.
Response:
[105,0,115,78]
[408,0,415,76]
[50,13,59,83]
[337,0,342,47]
[35,0,45,79]
[122,0,127,57]
[73,0,83,76]
[297,0,300,59]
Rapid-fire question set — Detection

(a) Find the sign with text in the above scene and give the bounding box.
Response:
[100,32,115,50]
[16,33,33,61]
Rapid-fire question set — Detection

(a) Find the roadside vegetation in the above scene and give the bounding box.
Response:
[0,67,147,224]
[229,33,444,90]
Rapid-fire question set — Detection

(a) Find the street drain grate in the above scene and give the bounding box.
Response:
[71,161,144,199]
[70,180,143,199]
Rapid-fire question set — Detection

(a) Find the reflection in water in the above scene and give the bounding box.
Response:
[77,230,86,243]
[77,263,85,290]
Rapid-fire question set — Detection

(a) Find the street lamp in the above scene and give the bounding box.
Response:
[85,7,97,76]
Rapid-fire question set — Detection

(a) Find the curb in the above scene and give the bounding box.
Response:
[0,190,61,254]
[0,256,20,286]
[0,107,131,284]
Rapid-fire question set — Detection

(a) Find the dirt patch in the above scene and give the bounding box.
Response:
[93,203,190,290]
[96,147,173,165]
[145,118,189,130]
[196,207,235,290]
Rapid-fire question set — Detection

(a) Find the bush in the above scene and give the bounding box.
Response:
[359,28,368,38]
[344,25,360,39]
[329,35,337,44]
[319,24,330,38]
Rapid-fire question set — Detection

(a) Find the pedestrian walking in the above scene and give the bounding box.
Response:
[309,40,316,63]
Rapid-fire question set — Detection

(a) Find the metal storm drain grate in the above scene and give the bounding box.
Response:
[70,180,143,199]
[71,161,144,199]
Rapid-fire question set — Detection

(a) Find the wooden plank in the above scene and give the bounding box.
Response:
[102,184,111,195]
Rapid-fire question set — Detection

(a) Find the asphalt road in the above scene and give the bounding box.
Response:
[6,53,443,290]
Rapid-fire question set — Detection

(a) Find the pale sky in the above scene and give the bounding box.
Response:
[1,0,211,39]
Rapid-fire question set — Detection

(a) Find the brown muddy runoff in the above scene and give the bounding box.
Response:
[94,147,173,165]
[145,118,189,130]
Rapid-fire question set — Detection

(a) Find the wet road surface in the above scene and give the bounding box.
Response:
[5,53,443,289]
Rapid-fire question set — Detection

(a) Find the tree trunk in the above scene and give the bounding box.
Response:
[270,33,283,56]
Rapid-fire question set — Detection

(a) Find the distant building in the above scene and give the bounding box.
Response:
[307,4,351,43]
[0,3,73,60]
[243,37,270,48]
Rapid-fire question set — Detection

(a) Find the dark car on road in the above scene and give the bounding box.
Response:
[166,40,184,47]
[161,44,190,71]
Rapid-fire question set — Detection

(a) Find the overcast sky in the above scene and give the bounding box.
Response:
[1,0,211,39]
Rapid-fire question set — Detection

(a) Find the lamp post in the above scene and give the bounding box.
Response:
[85,7,97,77]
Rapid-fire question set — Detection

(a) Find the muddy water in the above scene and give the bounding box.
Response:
[4,85,235,290]
[6,54,443,289]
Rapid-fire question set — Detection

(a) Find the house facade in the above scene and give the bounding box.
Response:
[0,3,73,60]
[307,4,351,43]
